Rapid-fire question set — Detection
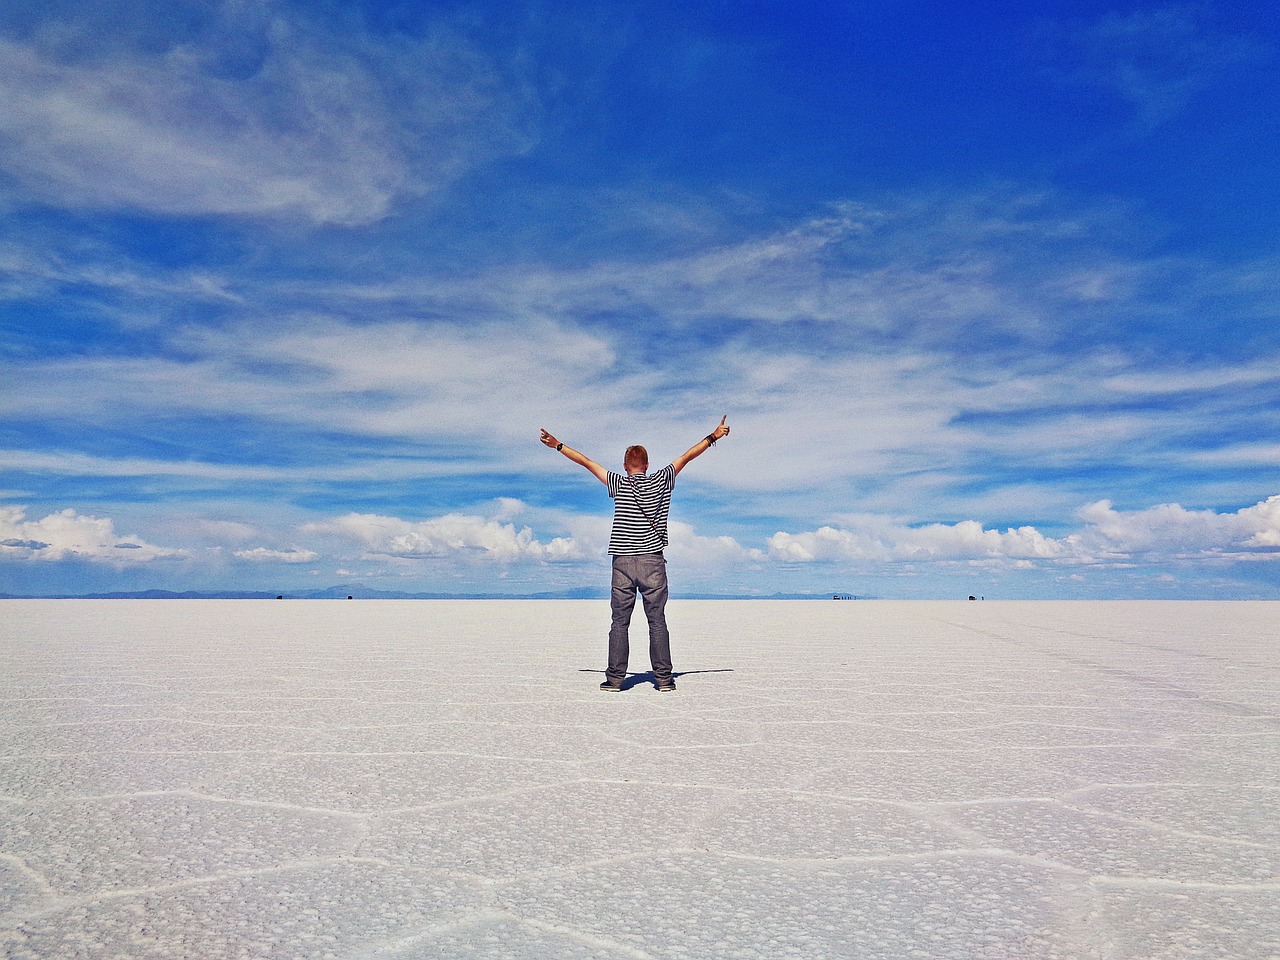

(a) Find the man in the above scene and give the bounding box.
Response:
[539,416,731,692]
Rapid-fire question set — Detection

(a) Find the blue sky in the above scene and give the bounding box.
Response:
[2,0,1279,598]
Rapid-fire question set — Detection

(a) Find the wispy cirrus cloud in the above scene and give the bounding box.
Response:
[257,187,1274,381]
[0,240,242,312]
[0,3,537,224]
[314,191,1156,348]
[5,314,1279,516]
[1041,5,1266,129]
[0,317,629,451]
[0,448,484,484]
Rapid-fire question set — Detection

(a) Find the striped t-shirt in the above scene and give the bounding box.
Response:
[606,465,676,555]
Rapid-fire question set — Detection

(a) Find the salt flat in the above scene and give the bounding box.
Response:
[1,599,1277,960]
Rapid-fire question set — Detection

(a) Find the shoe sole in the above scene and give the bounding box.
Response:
[599,685,623,692]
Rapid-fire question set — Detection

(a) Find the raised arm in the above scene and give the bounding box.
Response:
[672,415,731,476]
[540,429,609,485]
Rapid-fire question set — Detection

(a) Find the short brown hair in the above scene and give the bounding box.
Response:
[624,445,649,471]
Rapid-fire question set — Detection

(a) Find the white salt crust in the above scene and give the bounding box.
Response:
[1,599,1277,959]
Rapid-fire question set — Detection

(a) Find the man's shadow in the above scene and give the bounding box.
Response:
[579,668,734,690]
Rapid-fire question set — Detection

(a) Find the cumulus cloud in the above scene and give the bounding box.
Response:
[766,495,1280,570]
[768,516,1074,566]
[306,506,589,564]
[0,505,183,563]
[288,507,756,583]
[233,547,318,563]
[1078,496,1280,558]
[0,4,536,223]
[664,522,762,566]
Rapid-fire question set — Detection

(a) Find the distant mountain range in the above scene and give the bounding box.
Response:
[0,584,851,600]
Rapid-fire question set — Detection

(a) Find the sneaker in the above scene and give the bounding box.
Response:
[655,680,676,692]
[599,680,623,692]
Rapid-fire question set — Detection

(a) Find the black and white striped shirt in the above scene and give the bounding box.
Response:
[606,465,676,555]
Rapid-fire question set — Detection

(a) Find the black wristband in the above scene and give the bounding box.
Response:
[705,434,717,446]
[556,442,564,451]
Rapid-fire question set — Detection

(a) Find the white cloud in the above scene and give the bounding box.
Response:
[768,517,1074,566]
[1,317,631,454]
[242,189,1159,349]
[209,317,620,423]
[1078,496,1280,558]
[4,192,1279,535]
[766,494,1280,569]
[0,6,535,224]
[0,240,242,310]
[0,447,493,484]
[664,521,762,567]
[288,491,1280,583]
[233,547,318,563]
[306,507,590,564]
[1188,444,1280,467]
[6,316,1279,517]
[287,506,757,583]
[1101,359,1280,396]
[435,193,1125,343]
[0,505,184,564]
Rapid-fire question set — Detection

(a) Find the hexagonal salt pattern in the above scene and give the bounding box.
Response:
[2,599,1278,959]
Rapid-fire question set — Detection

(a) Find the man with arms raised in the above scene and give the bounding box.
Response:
[539,417,731,692]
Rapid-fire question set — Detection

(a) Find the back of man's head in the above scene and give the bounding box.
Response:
[624,445,649,473]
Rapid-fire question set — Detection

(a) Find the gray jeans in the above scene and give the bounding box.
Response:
[607,553,672,684]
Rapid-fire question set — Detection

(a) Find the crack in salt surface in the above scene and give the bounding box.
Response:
[443,846,1084,895]
[2,855,481,921]
[937,797,1280,852]
[352,909,663,960]
[7,787,375,821]
[0,852,59,899]
[517,916,662,960]
[1088,876,1280,891]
